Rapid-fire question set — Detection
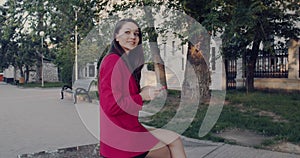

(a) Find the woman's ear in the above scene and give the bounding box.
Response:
[114,33,118,41]
[115,34,119,41]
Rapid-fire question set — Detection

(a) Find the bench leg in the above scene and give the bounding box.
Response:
[61,91,64,99]
[73,93,77,104]
[87,94,92,103]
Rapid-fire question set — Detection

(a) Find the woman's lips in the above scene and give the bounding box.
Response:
[128,41,136,45]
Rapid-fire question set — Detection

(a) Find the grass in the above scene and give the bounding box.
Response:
[141,89,300,145]
[18,82,66,88]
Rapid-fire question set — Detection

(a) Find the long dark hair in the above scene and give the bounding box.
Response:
[109,19,144,91]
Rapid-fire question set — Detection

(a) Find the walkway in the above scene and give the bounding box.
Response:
[0,82,298,158]
[0,83,98,158]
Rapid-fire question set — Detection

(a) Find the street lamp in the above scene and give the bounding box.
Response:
[74,7,78,81]
[39,31,45,87]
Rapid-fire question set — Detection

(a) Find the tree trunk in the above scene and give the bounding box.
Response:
[36,0,44,84]
[183,39,211,103]
[149,42,168,88]
[144,6,167,88]
[246,39,260,92]
[25,65,29,83]
[35,49,42,83]
[18,64,24,78]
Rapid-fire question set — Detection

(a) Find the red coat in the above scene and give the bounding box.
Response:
[99,54,158,157]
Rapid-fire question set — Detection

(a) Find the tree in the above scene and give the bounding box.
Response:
[17,34,40,82]
[0,0,46,82]
[0,6,7,69]
[45,0,97,83]
[0,0,98,84]
[178,0,212,100]
[199,0,300,91]
[0,0,24,81]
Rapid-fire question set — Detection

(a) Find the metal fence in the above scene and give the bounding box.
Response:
[254,50,288,78]
[225,59,237,89]
[225,49,289,89]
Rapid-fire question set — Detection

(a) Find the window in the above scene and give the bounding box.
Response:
[164,43,166,57]
[211,47,216,71]
[172,41,175,55]
[89,65,95,77]
[182,57,185,70]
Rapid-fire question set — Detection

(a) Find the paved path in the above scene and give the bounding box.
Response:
[1,82,299,158]
[0,82,98,158]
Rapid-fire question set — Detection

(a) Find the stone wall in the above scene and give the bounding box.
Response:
[254,78,300,92]
[43,62,59,82]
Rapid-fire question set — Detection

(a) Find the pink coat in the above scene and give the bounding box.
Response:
[99,54,158,157]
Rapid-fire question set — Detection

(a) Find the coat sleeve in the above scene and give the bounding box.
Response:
[99,55,143,116]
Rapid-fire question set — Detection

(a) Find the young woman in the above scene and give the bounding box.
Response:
[99,18,186,158]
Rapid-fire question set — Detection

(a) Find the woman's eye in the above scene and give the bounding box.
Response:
[134,32,139,36]
[125,31,130,34]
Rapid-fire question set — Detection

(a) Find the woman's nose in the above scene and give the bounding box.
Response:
[129,32,135,38]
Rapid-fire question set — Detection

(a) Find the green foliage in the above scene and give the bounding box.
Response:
[20,82,65,88]
[54,44,74,84]
[0,0,97,82]
[142,90,300,144]
[226,90,300,124]
[180,0,300,91]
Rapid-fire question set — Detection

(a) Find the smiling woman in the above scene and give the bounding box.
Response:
[98,18,187,158]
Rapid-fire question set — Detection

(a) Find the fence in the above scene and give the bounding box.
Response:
[225,59,237,89]
[254,50,288,78]
[225,49,290,89]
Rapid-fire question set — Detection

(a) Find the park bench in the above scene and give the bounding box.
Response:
[61,79,97,104]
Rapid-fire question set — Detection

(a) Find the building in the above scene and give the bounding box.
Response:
[2,60,59,84]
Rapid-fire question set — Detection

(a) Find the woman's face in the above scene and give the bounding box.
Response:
[115,22,140,54]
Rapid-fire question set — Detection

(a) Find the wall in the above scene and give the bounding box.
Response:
[3,65,15,83]
[43,62,59,82]
[254,78,300,92]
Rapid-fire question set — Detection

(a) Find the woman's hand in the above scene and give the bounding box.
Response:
[140,86,161,101]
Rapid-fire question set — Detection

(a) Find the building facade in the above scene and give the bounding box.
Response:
[2,60,59,84]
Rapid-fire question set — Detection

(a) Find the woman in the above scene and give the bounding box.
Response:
[99,18,186,158]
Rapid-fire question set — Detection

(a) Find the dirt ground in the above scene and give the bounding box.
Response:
[214,128,300,155]
[213,128,270,146]
[18,144,102,158]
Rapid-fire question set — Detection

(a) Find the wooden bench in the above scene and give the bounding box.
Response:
[61,79,96,104]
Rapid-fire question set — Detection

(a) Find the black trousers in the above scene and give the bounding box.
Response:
[134,151,149,158]
[102,151,149,158]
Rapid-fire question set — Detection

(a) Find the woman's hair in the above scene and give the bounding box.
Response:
[109,18,144,91]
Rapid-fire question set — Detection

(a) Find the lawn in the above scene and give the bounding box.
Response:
[141,89,300,147]
[18,82,65,88]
